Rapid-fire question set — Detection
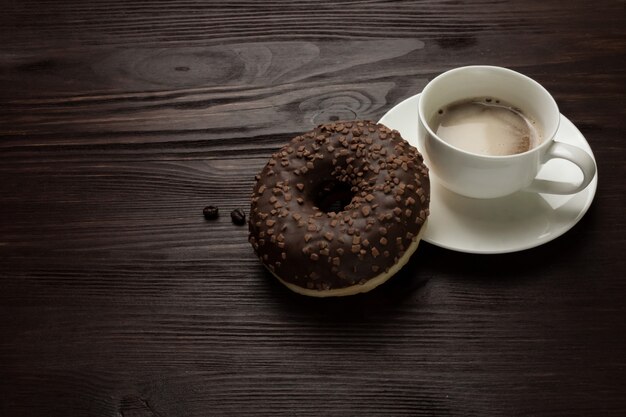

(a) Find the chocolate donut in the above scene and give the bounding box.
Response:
[248,121,430,297]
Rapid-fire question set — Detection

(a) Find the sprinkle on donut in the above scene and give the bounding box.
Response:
[248,120,430,295]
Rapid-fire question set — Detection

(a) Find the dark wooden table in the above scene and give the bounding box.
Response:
[1,1,625,416]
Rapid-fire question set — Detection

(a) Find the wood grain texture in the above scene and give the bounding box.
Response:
[1,1,625,416]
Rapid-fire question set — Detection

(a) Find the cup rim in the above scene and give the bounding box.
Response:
[418,65,561,160]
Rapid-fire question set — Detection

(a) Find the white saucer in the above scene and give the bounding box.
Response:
[379,93,598,254]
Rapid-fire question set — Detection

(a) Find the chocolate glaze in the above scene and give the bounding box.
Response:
[248,121,430,292]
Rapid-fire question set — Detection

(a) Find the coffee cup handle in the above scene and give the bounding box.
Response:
[525,141,596,195]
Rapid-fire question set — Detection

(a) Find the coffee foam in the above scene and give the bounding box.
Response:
[431,98,542,156]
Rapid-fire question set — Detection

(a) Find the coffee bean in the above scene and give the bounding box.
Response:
[231,208,246,225]
[203,205,219,220]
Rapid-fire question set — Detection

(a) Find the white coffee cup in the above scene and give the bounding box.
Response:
[417,66,596,199]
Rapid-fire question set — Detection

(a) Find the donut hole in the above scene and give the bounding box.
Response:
[312,180,355,214]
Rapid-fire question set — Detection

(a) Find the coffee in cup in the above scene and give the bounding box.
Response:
[429,97,542,156]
